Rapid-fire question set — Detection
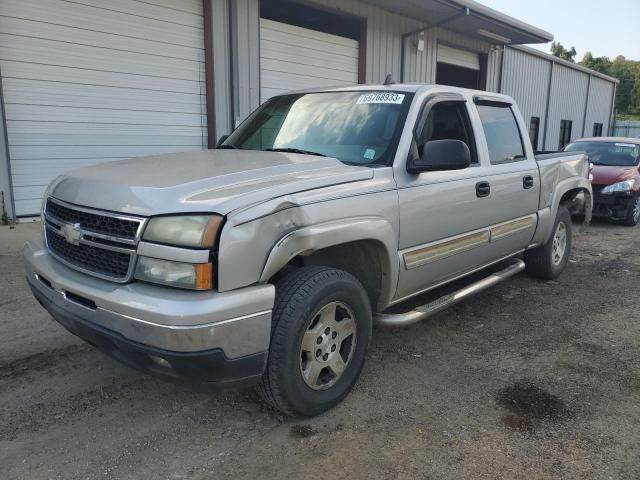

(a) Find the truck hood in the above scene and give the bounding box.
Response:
[591,164,639,186]
[48,150,373,217]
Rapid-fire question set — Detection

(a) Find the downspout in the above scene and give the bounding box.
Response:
[542,60,555,151]
[608,82,617,136]
[581,74,591,137]
[400,7,470,83]
[0,62,15,220]
[498,45,506,93]
[202,0,217,148]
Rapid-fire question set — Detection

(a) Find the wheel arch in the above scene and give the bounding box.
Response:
[535,178,592,246]
[260,217,399,309]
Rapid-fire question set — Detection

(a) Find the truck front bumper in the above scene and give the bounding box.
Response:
[24,239,275,388]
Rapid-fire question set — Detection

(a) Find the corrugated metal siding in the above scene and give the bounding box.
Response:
[0,0,207,216]
[223,0,494,130]
[546,64,589,150]
[584,76,615,137]
[497,46,617,150]
[500,47,552,150]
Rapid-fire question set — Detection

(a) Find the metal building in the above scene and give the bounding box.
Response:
[490,45,618,152]
[0,0,618,219]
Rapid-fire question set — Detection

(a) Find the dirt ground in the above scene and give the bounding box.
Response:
[1,220,639,480]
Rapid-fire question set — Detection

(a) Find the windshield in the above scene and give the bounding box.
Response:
[565,141,640,166]
[221,91,413,166]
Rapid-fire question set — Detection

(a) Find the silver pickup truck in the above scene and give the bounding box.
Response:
[24,84,591,417]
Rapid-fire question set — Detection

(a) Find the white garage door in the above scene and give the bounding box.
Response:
[437,44,480,70]
[259,19,359,104]
[0,0,207,216]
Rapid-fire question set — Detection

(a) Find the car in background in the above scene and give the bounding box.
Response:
[565,137,640,226]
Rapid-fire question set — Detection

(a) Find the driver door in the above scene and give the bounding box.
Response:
[393,94,493,301]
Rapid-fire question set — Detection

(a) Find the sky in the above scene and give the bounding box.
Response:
[478,0,640,61]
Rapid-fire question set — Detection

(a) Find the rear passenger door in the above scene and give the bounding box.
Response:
[473,98,540,259]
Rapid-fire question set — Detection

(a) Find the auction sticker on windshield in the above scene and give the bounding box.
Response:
[357,92,405,104]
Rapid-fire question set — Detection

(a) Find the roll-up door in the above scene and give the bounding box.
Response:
[0,0,207,216]
[259,19,359,104]
[437,44,480,70]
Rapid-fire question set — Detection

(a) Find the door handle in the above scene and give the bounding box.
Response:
[523,175,534,189]
[476,181,491,198]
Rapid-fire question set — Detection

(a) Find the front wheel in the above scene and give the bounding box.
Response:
[620,194,640,227]
[259,266,372,417]
[524,205,572,280]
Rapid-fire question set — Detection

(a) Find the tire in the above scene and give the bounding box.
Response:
[259,266,372,417]
[620,194,640,227]
[524,205,572,280]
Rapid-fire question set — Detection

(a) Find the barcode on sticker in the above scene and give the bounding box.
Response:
[357,93,405,105]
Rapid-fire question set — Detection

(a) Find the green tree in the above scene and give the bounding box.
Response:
[579,53,640,116]
[580,52,611,74]
[550,42,577,62]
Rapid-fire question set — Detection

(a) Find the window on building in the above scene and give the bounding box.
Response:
[559,120,573,150]
[592,123,604,137]
[529,117,540,151]
[477,103,525,164]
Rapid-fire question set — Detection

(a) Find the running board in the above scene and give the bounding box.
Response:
[374,258,526,328]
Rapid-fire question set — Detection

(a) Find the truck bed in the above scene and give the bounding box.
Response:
[535,151,586,161]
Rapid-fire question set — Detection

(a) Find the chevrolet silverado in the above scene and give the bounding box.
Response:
[25,84,592,417]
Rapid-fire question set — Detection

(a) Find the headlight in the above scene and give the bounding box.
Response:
[601,180,634,194]
[143,215,223,248]
[134,256,213,290]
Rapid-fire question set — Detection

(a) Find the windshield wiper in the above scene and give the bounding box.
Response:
[217,144,240,150]
[265,147,326,157]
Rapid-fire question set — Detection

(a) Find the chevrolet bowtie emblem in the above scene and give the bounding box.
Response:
[61,222,82,245]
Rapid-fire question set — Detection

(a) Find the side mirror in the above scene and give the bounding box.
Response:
[407,139,471,173]
[216,134,230,148]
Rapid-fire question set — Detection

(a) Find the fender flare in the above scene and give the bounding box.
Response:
[533,177,592,246]
[259,217,399,307]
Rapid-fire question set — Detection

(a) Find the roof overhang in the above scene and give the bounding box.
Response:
[364,0,554,45]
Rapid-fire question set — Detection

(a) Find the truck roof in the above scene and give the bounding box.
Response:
[283,83,516,103]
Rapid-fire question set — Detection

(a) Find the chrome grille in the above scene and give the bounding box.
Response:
[43,198,146,282]
[45,199,140,240]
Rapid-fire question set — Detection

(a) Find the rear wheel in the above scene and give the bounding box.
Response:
[525,206,572,280]
[620,194,640,227]
[259,266,372,417]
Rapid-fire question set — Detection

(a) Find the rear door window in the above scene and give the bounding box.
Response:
[477,103,526,164]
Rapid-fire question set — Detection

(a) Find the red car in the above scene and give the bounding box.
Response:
[565,137,640,226]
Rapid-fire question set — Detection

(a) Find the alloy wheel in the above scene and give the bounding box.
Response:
[299,302,357,390]
[633,197,640,223]
[551,221,567,266]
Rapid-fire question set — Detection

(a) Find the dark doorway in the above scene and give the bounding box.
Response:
[436,63,480,89]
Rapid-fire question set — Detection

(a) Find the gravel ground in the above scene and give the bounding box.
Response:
[1,220,639,480]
